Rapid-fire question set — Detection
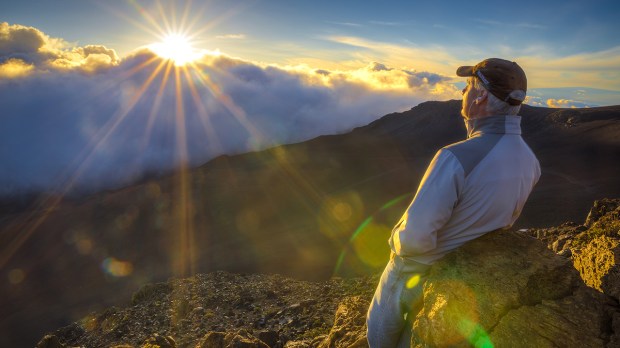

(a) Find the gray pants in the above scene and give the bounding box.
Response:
[366,254,429,348]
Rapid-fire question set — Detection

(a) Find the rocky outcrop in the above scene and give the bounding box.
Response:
[315,296,368,348]
[574,236,620,300]
[411,230,615,347]
[529,198,620,303]
[574,199,620,303]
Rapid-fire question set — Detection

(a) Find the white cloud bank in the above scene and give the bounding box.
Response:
[525,96,592,108]
[0,23,460,196]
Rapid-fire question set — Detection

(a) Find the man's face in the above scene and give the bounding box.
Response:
[460,78,480,119]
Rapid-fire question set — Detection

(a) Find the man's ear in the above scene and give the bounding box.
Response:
[476,90,488,104]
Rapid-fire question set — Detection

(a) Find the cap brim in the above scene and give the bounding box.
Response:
[456,65,474,77]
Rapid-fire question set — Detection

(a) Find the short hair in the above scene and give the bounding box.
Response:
[470,77,523,115]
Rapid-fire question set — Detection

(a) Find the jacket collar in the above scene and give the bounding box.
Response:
[465,115,522,138]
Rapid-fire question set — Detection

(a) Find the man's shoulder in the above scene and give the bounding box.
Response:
[442,134,504,152]
[442,134,504,177]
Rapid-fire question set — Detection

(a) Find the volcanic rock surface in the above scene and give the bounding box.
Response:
[529,198,620,302]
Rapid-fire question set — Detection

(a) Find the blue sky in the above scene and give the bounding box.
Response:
[2,0,620,89]
[4,0,619,55]
[1,0,619,194]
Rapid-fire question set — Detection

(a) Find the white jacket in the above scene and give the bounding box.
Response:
[389,115,541,266]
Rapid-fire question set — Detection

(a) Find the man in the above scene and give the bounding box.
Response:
[366,58,541,347]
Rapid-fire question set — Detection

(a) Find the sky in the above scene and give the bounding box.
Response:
[1,0,620,195]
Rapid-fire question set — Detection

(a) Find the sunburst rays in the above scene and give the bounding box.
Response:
[1,0,338,283]
[0,0,251,276]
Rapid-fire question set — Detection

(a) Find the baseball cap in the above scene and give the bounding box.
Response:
[456,58,527,106]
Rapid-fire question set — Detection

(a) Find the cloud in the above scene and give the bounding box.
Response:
[367,62,391,71]
[518,46,620,90]
[516,22,546,29]
[525,96,592,108]
[216,34,246,39]
[325,36,462,76]
[0,58,33,78]
[0,22,120,74]
[369,21,406,26]
[326,21,362,27]
[315,69,331,76]
[0,24,459,196]
[545,98,590,108]
[474,19,546,30]
[323,35,620,92]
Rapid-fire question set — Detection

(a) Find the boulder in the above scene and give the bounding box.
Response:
[573,236,620,302]
[195,330,269,348]
[316,296,369,348]
[572,199,620,303]
[142,333,176,348]
[411,230,615,347]
[528,199,620,303]
[585,199,620,228]
[196,332,226,348]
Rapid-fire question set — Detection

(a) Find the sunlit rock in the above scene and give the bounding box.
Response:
[411,230,615,347]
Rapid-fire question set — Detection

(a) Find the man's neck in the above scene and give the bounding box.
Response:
[465,109,493,120]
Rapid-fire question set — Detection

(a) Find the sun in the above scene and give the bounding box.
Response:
[149,33,202,66]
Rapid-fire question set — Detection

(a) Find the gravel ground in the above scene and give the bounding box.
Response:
[44,271,377,348]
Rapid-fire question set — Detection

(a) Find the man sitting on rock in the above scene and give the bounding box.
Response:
[366,58,541,347]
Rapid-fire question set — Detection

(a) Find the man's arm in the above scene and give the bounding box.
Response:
[390,149,464,256]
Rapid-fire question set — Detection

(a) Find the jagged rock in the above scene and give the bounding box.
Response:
[196,332,226,348]
[36,335,65,348]
[585,199,620,227]
[316,296,368,348]
[142,333,177,348]
[196,330,269,348]
[283,340,311,347]
[256,330,279,347]
[411,230,613,347]
[227,330,270,348]
[527,222,583,254]
[572,199,620,304]
[528,199,620,303]
[573,236,620,302]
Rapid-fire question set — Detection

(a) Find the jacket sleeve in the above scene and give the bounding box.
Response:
[390,149,464,256]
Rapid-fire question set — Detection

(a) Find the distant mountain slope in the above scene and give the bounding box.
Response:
[1,101,620,347]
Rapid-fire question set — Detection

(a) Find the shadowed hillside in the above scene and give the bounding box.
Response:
[2,101,620,347]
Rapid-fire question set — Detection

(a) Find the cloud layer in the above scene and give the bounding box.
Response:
[525,96,593,108]
[322,35,620,92]
[0,22,119,76]
[0,23,459,196]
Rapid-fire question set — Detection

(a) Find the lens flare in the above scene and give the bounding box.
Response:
[102,257,133,277]
[8,268,25,285]
[407,274,421,289]
[333,193,411,275]
[457,319,494,348]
